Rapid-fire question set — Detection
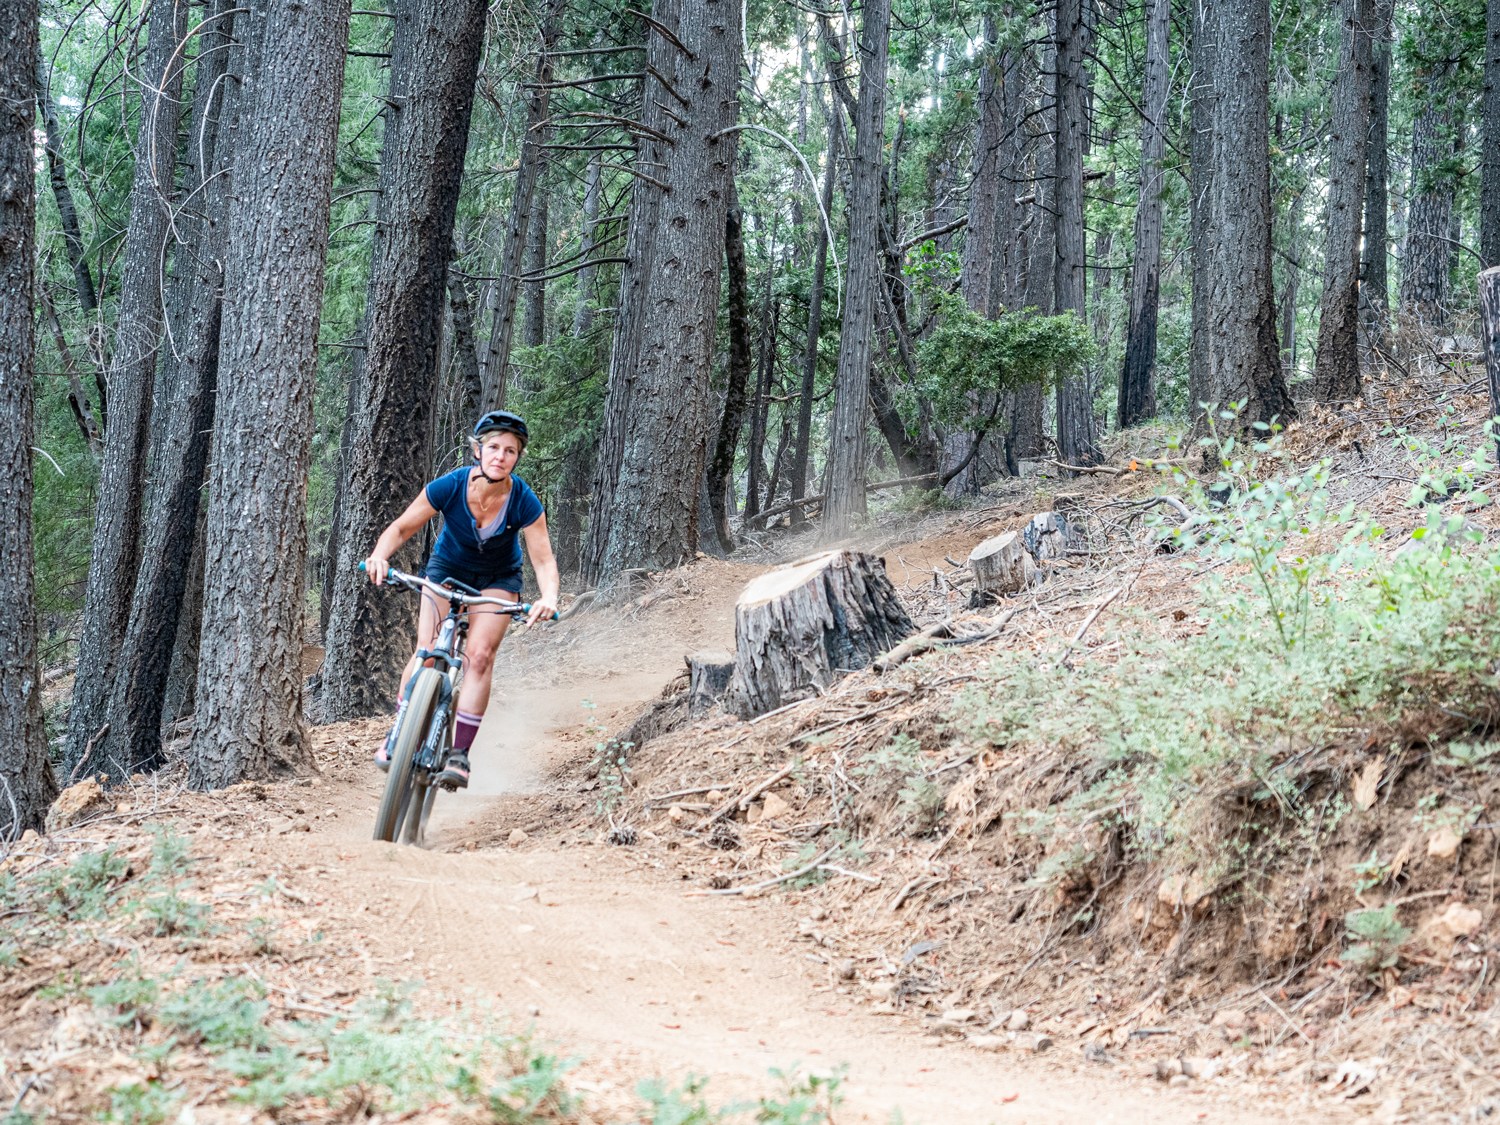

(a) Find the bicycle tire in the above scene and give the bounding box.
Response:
[373,669,441,843]
[405,782,438,846]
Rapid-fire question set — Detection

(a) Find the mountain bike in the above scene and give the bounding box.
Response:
[361,563,549,845]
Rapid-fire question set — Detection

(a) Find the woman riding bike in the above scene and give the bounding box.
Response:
[364,410,560,788]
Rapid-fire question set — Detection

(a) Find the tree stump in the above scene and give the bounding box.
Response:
[686,650,735,716]
[967,531,1038,607]
[727,550,914,719]
[1023,512,1071,560]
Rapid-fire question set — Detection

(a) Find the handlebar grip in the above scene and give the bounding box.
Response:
[357,561,366,572]
[519,603,560,622]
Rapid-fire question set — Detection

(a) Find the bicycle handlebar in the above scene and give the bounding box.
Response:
[358,562,559,620]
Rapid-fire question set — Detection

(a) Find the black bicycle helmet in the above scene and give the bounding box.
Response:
[472,409,529,447]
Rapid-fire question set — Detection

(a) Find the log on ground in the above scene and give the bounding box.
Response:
[968,530,1037,607]
[727,550,915,719]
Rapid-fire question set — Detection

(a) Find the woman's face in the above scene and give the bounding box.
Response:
[474,431,522,480]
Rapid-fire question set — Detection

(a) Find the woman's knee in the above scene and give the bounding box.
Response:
[467,641,498,675]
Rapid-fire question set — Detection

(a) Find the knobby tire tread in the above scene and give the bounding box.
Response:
[373,669,441,843]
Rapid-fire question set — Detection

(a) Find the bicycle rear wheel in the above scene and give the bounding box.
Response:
[374,669,441,843]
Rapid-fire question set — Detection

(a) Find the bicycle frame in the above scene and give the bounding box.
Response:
[366,563,537,844]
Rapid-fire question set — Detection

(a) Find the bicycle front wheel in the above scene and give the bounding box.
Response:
[374,669,441,843]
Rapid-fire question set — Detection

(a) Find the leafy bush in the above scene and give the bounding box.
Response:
[1341,906,1411,976]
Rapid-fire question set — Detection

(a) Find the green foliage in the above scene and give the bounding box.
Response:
[915,295,1093,430]
[857,735,944,835]
[946,424,1500,880]
[1341,907,1412,976]
[101,1081,180,1125]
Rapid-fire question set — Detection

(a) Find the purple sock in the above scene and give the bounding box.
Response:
[454,709,483,752]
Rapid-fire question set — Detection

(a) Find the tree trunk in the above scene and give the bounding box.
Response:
[572,152,604,337]
[1188,0,1215,426]
[478,10,559,409]
[1484,0,1500,268]
[1312,0,1375,402]
[84,2,241,779]
[1016,24,1055,455]
[1,0,58,836]
[522,179,549,354]
[36,45,97,318]
[65,0,189,768]
[745,293,778,517]
[1480,267,1500,463]
[188,0,352,788]
[708,180,753,553]
[1401,61,1461,327]
[790,111,839,527]
[821,0,890,540]
[162,501,207,733]
[581,0,742,587]
[1360,0,1394,350]
[1054,0,1099,463]
[1118,0,1169,429]
[1203,0,1294,427]
[319,0,488,723]
[726,550,914,718]
[449,263,483,426]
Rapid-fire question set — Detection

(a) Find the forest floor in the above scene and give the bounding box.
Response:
[8,368,1500,1123]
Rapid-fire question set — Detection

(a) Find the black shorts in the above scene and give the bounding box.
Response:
[423,555,522,595]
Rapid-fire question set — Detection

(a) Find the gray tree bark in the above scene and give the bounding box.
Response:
[86,2,239,779]
[1359,0,1394,351]
[821,0,890,540]
[1118,0,1170,428]
[708,180,753,552]
[580,0,742,585]
[36,46,97,319]
[1,0,58,835]
[1054,0,1099,463]
[319,0,488,722]
[1312,0,1375,401]
[1484,0,1500,267]
[65,0,189,769]
[572,153,603,337]
[1188,0,1215,424]
[188,0,352,788]
[522,178,549,353]
[1202,0,1294,427]
[1400,54,1462,326]
[790,110,839,527]
[478,10,559,410]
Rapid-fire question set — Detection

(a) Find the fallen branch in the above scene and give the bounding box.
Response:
[1045,457,1189,478]
[685,847,836,896]
[1056,586,1126,668]
[699,758,802,825]
[873,608,1020,673]
[746,473,939,529]
[558,590,596,621]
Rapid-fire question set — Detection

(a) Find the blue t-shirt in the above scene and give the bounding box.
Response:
[424,468,544,577]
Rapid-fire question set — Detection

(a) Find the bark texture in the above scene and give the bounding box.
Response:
[66,0,189,768]
[1188,0,1214,423]
[189,0,352,788]
[1053,0,1099,463]
[1360,0,1394,348]
[1118,0,1170,428]
[1485,0,1500,268]
[36,46,97,318]
[967,531,1038,607]
[0,0,58,836]
[1312,0,1375,402]
[1400,58,1461,325]
[790,114,839,526]
[821,0,890,540]
[478,10,559,409]
[708,182,753,553]
[1201,0,1293,427]
[320,0,489,722]
[726,550,914,718]
[581,0,741,586]
[83,0,240,780]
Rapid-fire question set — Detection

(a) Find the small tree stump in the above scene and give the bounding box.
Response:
[727,550,914,719]
[1023,512,1071,560]
[968,531,1037,607]
[686,650,735,716]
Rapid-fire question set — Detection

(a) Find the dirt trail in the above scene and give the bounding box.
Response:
[267,545,1293,1124]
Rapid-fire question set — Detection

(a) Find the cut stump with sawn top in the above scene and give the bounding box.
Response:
[687,650,735,716]
[727,550,914,719]
[968,530,1037,607]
